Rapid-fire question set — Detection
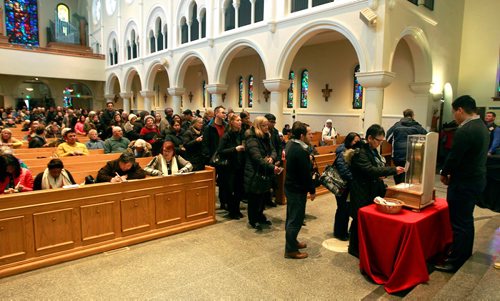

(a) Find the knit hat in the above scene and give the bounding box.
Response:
[326,119,333,124]
[144,115,154,123]
[128,113,137,121]
[134,139,146,148]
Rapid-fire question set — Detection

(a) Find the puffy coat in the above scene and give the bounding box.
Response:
[386,117,427,162]
[243,128,276,194]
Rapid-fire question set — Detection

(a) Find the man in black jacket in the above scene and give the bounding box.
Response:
[284,121,315,259]
[435,95,489,272]
[386,109,427,184]
[265,113,282,207]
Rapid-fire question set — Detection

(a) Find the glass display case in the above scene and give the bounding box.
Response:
[386,132,439,211]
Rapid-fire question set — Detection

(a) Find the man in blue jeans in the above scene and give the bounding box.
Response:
[284,121,316,259]
[436,95,489,272]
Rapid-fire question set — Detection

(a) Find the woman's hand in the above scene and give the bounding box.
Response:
[236,145,245,152]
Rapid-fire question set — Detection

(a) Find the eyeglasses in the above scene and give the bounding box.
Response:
[373,137,384,143]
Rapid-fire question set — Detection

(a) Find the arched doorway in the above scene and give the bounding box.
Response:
[16,80,53,109]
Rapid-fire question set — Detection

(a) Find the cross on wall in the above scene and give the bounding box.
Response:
[322,84,333,102]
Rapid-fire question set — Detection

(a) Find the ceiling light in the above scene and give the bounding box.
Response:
[26,87,34,91]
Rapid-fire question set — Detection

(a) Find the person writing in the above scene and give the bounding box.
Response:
[33,159,76,190]
[96,152,146,183]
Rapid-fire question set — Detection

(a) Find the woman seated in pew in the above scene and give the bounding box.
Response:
[85,129,105,150]
[96,151,146,183]
[144,141,192,176]
[0,129,23,148]
[127,139,152,158]
[0,154,34,194]
[33,159,76,190]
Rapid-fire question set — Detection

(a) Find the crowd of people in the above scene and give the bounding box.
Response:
[0,96,497,265]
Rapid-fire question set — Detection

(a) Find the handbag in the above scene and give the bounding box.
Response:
[311,156,322,188]
[319,162,347,198]
[249,169,272,193]
[209,151,229,167]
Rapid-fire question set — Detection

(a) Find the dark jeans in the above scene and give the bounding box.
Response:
[333,189,350,238]
[247,192,267,225]
[285,188,307,252]
[446,179,485,267]
[393,160,406,185]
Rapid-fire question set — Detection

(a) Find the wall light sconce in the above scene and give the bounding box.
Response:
[222,93,226,102]
[163,93,168,103]
[188,91,193,102]
[263,89,270,102]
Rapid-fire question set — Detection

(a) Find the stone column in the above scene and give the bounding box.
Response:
[409,82,433,130]
[0,5,9,43]
[167,87,186,114]
[119,92,132,113]
[206,84,228,108]
[356,71,395,135]
[263,79,290,131]
[140,90,155,114]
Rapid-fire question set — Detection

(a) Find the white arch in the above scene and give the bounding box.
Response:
[389,26,432,83]
[105,72,121,95]
[144,60,171,91]
[277,20,367,79]
[173,51,209,87]
[122,19,139,51]
[214,39,268,84]
[145,5,168,39]
[106,31,119,53]
[122,67,142,92]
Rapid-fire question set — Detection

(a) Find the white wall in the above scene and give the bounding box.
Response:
[458,0,500,117]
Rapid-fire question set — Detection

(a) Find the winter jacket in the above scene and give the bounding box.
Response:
[386,117,427,162]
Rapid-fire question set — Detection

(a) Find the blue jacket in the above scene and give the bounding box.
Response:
[386,117,427,162]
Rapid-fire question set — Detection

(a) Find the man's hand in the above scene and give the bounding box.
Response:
[440,174,450,186]
[396,166,405,174]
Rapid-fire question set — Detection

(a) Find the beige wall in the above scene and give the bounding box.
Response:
[458,0,500,117]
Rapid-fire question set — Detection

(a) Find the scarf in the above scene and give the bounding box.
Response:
[41,168,73,189]
[159,155,178,175]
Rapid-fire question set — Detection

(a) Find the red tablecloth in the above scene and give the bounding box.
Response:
[358,198,452,293]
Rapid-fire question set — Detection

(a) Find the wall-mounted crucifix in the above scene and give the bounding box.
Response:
[222,93,226,102]
[188,91,193,102]
[263,89,270,102]
[322,84,333,102]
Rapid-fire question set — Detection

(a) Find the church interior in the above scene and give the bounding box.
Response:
[0,0,499,299]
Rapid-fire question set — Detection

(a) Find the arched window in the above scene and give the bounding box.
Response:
[156,18,164,51]
[149,30,156,53]
[131,30,138,58]
[353,65,363,109]
[291,0,308,13]
[255,0,264,22]
[57,4,69,22]
[238,76,244,108]
[287,71,295,108]
[126,41,131,60]
[163,24,168,49]
[224,0,235,31]
[190,3,199,41]
[238,0,251,27]
[181,18,188,44]
[109,48,114,65]
[200,9,206,38]
[5,0,39,46]
[312,0,333,7]
[300,70,308,108]
[247,75,254,108]
[113,39,118,64]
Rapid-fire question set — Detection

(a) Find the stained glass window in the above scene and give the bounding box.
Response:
[63,87,73,108]
[238,76,243,108]
[287,71,295,108]
[247,75,254,108]
[353,64,363,109]
[300,70,308,108]
[5,0,39,46]
[190,3,199,41]
[224,0,235,31]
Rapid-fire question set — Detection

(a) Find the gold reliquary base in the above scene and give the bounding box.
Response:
[385,184,435,212]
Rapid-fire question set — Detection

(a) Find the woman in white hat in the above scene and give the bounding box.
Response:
[321,119,337,145]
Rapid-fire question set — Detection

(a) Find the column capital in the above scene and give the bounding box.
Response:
[167,87,186,96]
[119,92,133,99]
[140,90,155,98]
[206,84,228,95]
[409,82,432,94]
[356,71,395,88]
[104,94,116,101]
[263,79,290,92]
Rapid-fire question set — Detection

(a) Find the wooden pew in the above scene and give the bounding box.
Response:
[316,144,339,155]
[0,168,216,278]
[380,140,393,166]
